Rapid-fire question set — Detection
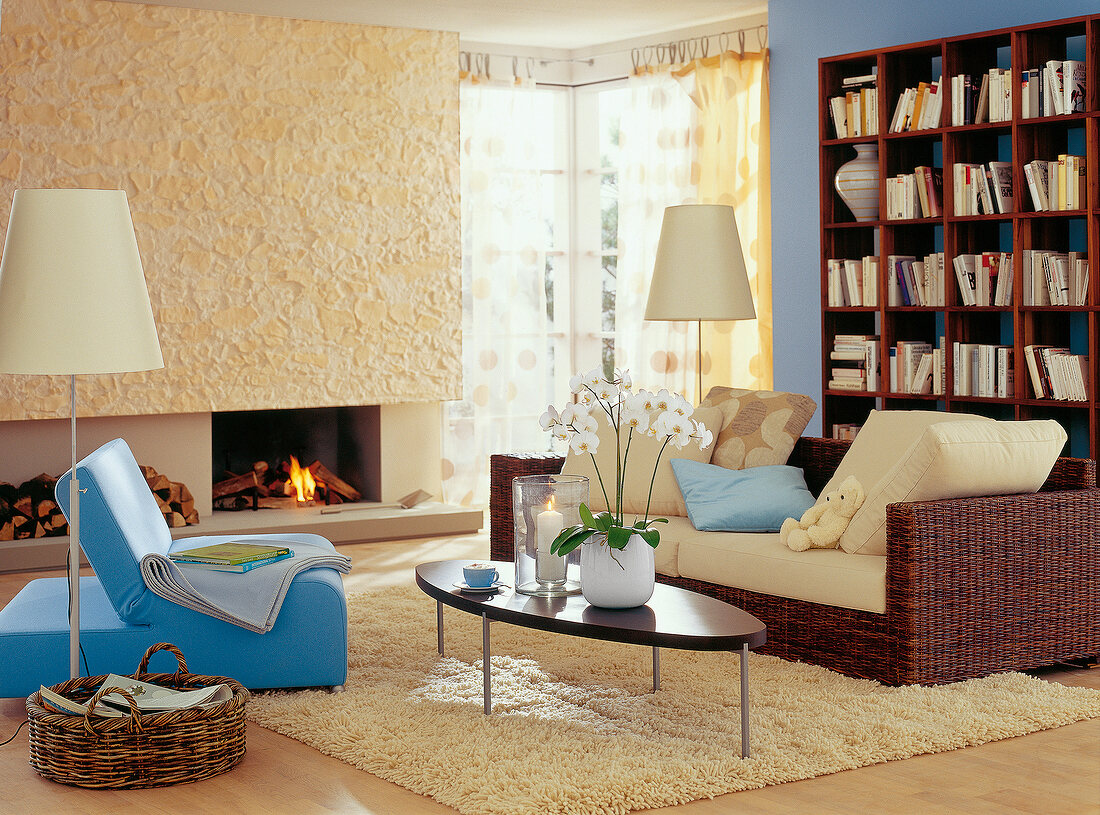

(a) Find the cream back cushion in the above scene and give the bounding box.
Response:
[819,409,994,500]
[560,405,722,518]
[840,419,1067,555]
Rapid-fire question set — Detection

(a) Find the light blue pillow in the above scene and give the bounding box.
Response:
[670,460,816,533]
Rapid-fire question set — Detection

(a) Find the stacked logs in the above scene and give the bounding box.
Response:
[0,466,199,540]
[213,459,361,511]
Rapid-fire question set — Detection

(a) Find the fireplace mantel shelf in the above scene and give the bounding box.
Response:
[0,502,483,573]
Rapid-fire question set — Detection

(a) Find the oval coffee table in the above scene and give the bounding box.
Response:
[415,559,767,757]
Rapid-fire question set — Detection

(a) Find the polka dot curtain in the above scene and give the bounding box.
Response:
[441,76,558,507]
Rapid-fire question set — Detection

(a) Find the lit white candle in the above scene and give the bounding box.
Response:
[535,500,566,582]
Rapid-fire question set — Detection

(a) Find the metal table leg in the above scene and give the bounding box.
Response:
[482,612,491,715]
[740,643,750,758]
[436,600,444,656]
[652,646,660,692]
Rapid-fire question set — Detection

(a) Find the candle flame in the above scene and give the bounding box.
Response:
[547,496,555,511]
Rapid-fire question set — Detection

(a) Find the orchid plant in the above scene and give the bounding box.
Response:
[539,368,712,563]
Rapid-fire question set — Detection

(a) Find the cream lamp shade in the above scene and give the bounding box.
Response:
[0,188,164,374]
[644,204,756,322]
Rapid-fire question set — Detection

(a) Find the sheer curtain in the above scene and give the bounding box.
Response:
[612,70,698,396]
[675,49,773,390]
[441,76,558,506]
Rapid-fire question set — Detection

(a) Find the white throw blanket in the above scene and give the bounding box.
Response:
[140,541,351,633]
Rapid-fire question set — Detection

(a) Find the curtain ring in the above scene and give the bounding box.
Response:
[512,56,518,79]
[631,47,641,73]
[700,36,709,58]
[459,51,471,73]
[527,57,535,78]
[687,39,698,61]
[643,45,654,68]
[738,31,746,59]
[757,25,768,50]
[676,40,686,63]
[719,32,730,53]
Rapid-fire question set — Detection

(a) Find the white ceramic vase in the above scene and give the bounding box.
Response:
[834,143,880,222]
[580,533,656,609]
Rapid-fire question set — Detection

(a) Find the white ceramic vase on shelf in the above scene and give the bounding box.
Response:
[580,534,655,609]
[834,143,880,222]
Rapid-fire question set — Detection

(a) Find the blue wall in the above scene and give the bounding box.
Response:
[769,0,1096,433]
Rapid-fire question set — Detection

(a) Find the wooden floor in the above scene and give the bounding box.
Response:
[1,533,1097,815]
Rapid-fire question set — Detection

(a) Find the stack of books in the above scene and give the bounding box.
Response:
[828,68,878,138]
[831,423,862,441]
[1020,60,1086,118]
[953,343,1014,398]
[826,256,878,306]
[169,541,294,573]
[952,251,1014,307]
[890,337,945,395]
[828,334,880,392]
[1023,155,1086,211]
[1024,345,1089,401]
[889,79,943,132]
[1021,249,1089,306]
[887,253,945,307]
[952,162,1013,215]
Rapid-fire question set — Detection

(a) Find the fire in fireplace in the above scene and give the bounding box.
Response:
[212,455,361,511]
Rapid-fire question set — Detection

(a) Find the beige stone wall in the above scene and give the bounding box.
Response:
[0,0,461,420]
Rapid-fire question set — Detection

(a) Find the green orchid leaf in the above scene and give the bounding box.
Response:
[550,527,593,556]
[649,517,669,525]
[554,532,592,557]
[606,525,632,549]
[578,504,597,528]
[593,511,614,533]
[552,525,585,548]
[638,528,660,548]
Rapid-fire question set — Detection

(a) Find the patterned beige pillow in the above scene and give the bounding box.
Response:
[700,387,818,469]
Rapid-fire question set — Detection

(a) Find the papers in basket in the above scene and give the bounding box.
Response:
[38,674,233,718]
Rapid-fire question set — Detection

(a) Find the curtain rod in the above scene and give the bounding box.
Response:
[460,23,768,77]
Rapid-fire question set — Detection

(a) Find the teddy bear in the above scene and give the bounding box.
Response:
[780,475,865,552]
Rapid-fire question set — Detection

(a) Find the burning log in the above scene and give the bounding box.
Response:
[212,455,360,510]
[308,461,361,502]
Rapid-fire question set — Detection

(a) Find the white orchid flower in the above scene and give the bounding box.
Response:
[614,368,633,390]
[619,406,649,433]
[653,388,672,412]
[551,425,571,442]
[539,405,561,430]
[569,431,600,455]
[630,389,657,413]
[569,372,586,393]
[594,379,619,402]
[654,411,693,448]
[560,403,579,426]
[670,394,694,418]
[692,420,713,450]
[573,413,599,434]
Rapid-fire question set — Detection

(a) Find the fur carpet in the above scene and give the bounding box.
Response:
[247,586,1100,815]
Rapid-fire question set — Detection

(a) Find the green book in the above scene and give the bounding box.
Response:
[169,540,291,565]
[175,551,294,573]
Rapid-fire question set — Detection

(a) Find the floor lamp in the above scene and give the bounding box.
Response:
[644,204,756,405]
[0,189,163,679]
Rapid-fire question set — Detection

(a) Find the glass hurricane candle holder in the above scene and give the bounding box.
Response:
[512,474,586,596]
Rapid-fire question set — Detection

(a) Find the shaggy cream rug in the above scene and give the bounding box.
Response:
[248,586,1100,815]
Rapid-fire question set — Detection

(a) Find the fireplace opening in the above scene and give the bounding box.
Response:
[211,406,380,511]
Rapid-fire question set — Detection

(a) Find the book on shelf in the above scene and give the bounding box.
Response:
[829,334,879,392]
[826,256,878,306]
[953,162,1011,216]
[1021,249,1088,306]
[887,253,944,307]
[952,343,1013,398]
[169,540,292,566]
[829,73,877,138]
[889,339,937,394]
[831,423,862,441]
[1023,155,1085,211]
[890,79,942,132]
[952,251,1013,307]
[886,166,941,220]
[1023,345,1089,401]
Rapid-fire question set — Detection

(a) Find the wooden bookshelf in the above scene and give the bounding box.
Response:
[819,14,1100,458]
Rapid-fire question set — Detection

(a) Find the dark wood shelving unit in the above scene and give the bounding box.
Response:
[819,14,1100,458]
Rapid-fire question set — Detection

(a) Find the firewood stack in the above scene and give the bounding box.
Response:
[213,459,362,511]
[139,466,200,528]
[0,467,199,540]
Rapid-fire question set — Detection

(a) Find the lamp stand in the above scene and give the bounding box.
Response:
[696,320,703,406]
[68,374,80,679]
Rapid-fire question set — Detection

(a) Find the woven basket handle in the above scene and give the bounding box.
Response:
[83,687,143,736]
[136,642,188,677]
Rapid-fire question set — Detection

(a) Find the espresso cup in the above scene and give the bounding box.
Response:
[463,563,499,588]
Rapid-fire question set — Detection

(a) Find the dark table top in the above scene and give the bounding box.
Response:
[415,560,767,652]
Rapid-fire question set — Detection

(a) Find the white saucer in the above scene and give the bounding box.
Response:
[453,580,505,593]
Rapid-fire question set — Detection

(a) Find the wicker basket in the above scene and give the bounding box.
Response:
[26,642,250,789]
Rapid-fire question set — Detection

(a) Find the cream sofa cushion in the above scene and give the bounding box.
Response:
[820,409,994,500]
[676,529,886,613]
[840,419,1067,555]
[560,405,722,520]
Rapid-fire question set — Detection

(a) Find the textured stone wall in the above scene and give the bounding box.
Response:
[0,0,460,419]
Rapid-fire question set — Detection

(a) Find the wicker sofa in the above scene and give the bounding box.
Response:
[489,436,1100,686]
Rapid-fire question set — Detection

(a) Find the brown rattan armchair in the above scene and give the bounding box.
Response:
[489,437,1100,685]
